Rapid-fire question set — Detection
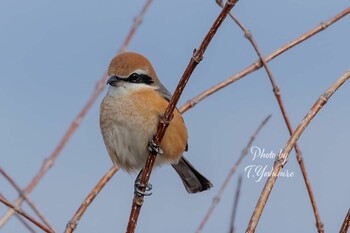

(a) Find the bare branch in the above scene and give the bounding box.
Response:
[196,115,271,233]
[179,7,350,114]
[0,193,37,233]
[65,166,119,233]
[340,208,350,233]
[229,175,243,233]
[246,70,350,232]
[0,167,55,232]
[14,215,38,233]
[0,195,53,233]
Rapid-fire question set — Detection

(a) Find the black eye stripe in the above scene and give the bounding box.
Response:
[125,73,154,85]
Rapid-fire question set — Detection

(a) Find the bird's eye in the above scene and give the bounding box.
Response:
[128,73,140,83]
[125,73,154,85]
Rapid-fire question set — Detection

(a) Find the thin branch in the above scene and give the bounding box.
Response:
[125,1,239,232]
[196,115,271,233]
[64,166,119,233]
[340,208,350,233]
[0,195,53,233]
[215,2,324,231]
[229,175,242,233]
[0,0,153,227]
[14,215,38,233]
[15,215,38,233]
[179,6,350,114]
[119,0,153,53]
[246,70,350,233]
[0,193,37,233]
[0,167,55,232]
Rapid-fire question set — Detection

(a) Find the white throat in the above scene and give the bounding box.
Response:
[107,82,154,97]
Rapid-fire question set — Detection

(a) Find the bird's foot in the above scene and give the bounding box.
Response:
[134,179,152,197]
[134,170,152,196]
[148,140,163,156]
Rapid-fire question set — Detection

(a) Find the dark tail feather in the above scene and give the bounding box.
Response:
[172,157,213,194]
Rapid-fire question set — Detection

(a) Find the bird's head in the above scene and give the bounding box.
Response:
[106,52,161,90]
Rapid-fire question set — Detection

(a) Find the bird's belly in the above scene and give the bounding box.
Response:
[100,95,158,172]
[104,123,150,172]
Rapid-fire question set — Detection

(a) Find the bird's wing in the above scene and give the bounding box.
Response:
[156,84,188,152]
[156,84,172,102]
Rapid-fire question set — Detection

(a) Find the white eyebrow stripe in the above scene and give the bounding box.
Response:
[132,69,148,75]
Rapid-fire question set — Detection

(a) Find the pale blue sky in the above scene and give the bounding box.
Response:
[1,1,349,232]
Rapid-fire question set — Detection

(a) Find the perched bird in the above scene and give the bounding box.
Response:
[100,52,212,194]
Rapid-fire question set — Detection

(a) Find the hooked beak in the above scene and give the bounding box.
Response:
[107,76,122,86]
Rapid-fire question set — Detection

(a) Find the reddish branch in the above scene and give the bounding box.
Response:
[179,6,350,113]
[196,115,271,233]
[0,0,153,227]
[64,166,118,233]
[215,2,324,231]
[0,167,55,232]
[340,208,350,233]
[229,175,242,233]
[15,215,38,233]
[125,1,239,232]
[245,70,350,232]
[0,193,37,233]
[0,195,53,233]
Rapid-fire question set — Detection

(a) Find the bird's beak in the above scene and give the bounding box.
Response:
[107,76,121,86]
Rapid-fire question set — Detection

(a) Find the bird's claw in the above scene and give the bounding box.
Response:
[134,180,152,197]
[148,140,163,156]
[133,140,160,197]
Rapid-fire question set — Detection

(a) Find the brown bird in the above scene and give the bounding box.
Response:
[100,52,212,194]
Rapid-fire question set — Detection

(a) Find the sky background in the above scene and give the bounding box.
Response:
[1,1,349,232]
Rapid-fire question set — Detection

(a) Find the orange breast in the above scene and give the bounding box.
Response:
[131,88,188,162]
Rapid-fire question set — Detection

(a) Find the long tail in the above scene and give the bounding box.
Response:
[172,156,213,194]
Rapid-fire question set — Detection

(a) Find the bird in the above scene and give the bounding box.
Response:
[99,52,213,194]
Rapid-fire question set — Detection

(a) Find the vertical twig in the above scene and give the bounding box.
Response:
[215,1,324,231]
[0,0,154,227]
[246,70,350,233]
[229,175,242,233]
[64,166,119,233]
[119,0,153,53]
[339,208,350,233]
[179,6,350,114]
[0,167,55,232]
[196,115,271,233]
[125,1,239,232]
[0,195,53,233]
